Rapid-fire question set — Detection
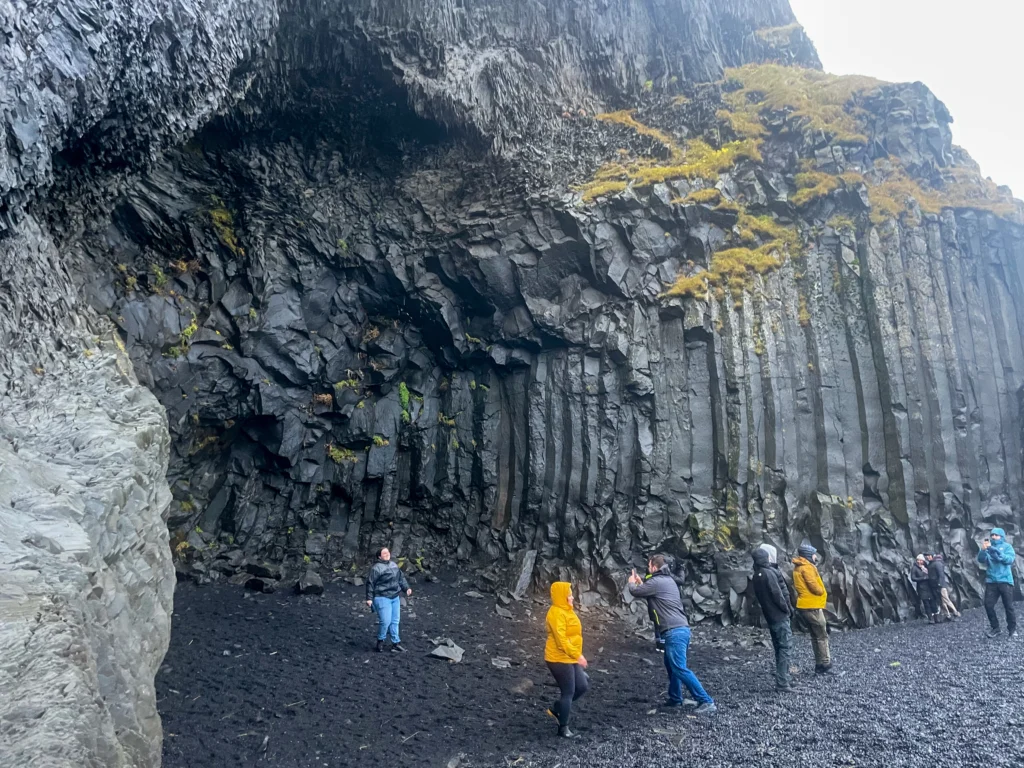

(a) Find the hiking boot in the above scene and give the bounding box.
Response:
[986,628,1002,638]
[776,684,799,693]
[557,726,578,738]
[659,700,683,709]
[694,703,717,715]
[390,643,407,653]
[655,643,665,654]
[375,639,384,653]
[814,664,833,675]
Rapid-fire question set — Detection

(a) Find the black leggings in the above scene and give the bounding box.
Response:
[546,662,589,727]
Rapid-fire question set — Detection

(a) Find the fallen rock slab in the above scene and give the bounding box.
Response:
[430,642,465,663]
[297,570,324,595]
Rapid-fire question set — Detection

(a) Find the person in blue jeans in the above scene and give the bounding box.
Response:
[629,554,716,715]
[365,547,412,652]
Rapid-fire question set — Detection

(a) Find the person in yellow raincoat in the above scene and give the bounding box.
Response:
[544,581,589,738]
[792,543,832,674]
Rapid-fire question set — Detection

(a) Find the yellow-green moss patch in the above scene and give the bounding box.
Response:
[723,64,883,145]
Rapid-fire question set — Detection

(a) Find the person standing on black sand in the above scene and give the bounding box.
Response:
[544,581,589,739]
[792,543,832,674]
[629,554,716,715]
[927,552,960,620]
[645,557,686,653]
[977,528,1017,639]
[751,544,795,692]
[365,547,412,653]
[911,554,939,623]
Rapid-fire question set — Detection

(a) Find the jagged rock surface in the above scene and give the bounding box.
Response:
[1,1,1023,763]
[65,7,1024,631]
[0,1,277,765]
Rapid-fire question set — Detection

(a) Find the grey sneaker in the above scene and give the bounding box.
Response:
[391,643,407,653]
[986,628,1001,638]
[694,703,717,715]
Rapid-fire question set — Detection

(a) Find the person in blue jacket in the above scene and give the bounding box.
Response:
[976,528,1016,638]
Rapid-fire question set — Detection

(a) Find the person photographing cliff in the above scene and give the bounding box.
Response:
[628,555,716,714]
[544,581,589,738]
[644,557,685,652]
[977,529,1017,638]
[365,547,412,652]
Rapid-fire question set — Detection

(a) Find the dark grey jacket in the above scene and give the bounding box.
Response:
[751,548,792,625]
[629,567,689,631]
[927,557,948,589]
[366,559,410,600]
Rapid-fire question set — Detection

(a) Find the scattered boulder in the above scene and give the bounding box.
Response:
[246,562,283,580]
[509,678,534,695]
[464,590,486,599]
[430,639,465,663]
[495,605,513,619]
[506,549,537,600]
[297,570,324,595]
[490,657,512,669]
[245,577,277,594]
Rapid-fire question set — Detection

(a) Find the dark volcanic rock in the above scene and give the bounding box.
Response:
[1,1,1023,764]
[296,569,324,595]
[158,579,1024,768]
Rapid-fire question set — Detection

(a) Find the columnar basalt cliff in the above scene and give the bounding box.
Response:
[2,1,1023,764]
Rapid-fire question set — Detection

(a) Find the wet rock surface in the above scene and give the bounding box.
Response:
[3,0,1024,764]
[160,579,1024,768]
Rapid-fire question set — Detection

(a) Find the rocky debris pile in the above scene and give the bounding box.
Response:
[159,578,1024,768]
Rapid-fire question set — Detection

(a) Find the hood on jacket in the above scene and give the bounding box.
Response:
[792,556,814,568]
[752,548,771,567]
[991,528,1007,539]
[549,581,573,609]
[760,544,778,564]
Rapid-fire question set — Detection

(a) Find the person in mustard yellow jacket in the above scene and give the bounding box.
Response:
[544,582,589,738]
[792,543,832,674]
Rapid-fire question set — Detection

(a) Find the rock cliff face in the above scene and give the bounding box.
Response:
[2,1,1023,763]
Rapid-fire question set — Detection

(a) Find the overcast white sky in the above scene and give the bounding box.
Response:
[789,0,1021,197]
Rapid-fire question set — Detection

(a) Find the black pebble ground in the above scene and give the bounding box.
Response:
[159,578,1024,768]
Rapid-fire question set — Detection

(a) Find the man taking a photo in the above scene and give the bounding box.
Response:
[977,528,1016,638]
[628,554,716,715]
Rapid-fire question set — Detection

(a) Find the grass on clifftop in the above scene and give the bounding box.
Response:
[578,136,762,201]
[866,158,1017,224]
[596,110,682,159]
[662,208,801,299]
[721,64,883,144]
[662,244,783,299]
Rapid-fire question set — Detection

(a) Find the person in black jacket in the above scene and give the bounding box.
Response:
[751,544,795,691]
[365,547,412,652]
[911,554,939,623]
[927,553,960,620]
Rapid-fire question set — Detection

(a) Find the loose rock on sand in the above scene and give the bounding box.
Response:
[160,578,1024,768]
